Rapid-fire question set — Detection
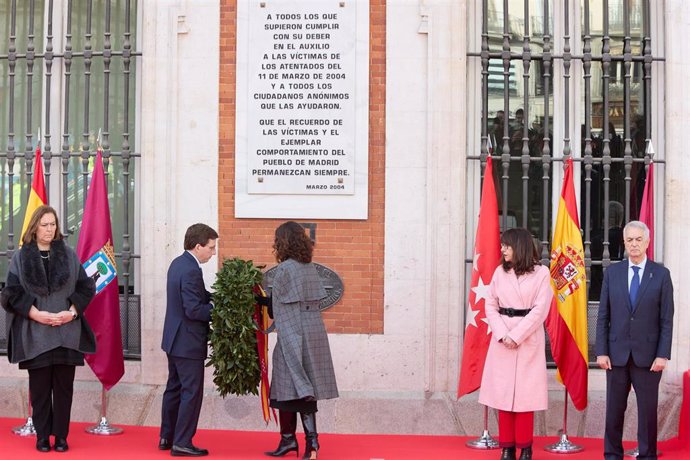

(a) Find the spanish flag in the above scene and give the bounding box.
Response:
[254,285,276,424]
[546,157,588,410]
[20,140,47,244]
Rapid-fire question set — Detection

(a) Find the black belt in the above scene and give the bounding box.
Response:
[498,307,532,317]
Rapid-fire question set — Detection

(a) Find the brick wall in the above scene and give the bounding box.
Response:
[218,1,386,334]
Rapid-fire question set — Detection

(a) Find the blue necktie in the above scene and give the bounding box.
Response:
[629,266,641,307]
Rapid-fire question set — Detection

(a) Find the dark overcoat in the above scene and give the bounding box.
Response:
[1,240,96,363]
[270,259,339,402]
[161,251,213,359]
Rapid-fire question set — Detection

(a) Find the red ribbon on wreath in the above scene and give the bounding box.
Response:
[253,285,276,424]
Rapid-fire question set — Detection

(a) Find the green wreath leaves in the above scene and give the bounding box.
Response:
[207,257,264,397]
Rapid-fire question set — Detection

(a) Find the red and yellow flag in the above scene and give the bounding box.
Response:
[254,286,276,424]
[545,157,588,410]
[20,141,48,244]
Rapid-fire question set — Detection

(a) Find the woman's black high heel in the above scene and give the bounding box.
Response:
[300,412,319,459]
[265,411,299,457]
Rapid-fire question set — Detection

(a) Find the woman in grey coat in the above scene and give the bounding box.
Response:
[1,205,96,453]
[263,221,338,460]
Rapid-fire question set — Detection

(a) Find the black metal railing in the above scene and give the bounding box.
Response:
[1,0,141,359]
[469,0,662,364]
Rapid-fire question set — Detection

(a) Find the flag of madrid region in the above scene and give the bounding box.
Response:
[83,242,117,295]
[457,156,501,399]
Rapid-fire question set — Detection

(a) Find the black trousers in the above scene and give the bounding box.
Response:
[28,364,76,440]
[604,356,662,460]
[160,355,205,447]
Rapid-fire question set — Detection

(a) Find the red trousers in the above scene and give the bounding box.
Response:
[498,410,534,448]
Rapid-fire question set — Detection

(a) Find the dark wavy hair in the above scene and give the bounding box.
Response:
[183,223,218,250]
[22,205,65,246]
[501,227,540,276]
[273,221,313,263]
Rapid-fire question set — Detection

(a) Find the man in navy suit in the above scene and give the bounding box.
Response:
[159,223,218,457]
[596,220,674,460]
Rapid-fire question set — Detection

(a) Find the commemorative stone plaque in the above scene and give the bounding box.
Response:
[262,263,344,311]
[235,0,369,219]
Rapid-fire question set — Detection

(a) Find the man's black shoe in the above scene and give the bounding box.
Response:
[36,438,51,453]
[159,438,172,450]
[171,445,209,457]
[54,438,69,452]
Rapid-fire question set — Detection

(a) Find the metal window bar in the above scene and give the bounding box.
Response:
[0,0,142,359]
[469,0,662,364]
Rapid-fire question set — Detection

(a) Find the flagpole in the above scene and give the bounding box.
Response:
[544,388,583,453]
[13,129,45,435]
[465,405,499,449]
[85,386,124,435]
[624,146,657,460]
[11,392,36,436]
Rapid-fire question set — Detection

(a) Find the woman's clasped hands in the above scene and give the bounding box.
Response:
[29,305,76,327]
[502,335,518,349]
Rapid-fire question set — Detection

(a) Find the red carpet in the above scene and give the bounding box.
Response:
[678,370,690,447]
[0,418,688,459]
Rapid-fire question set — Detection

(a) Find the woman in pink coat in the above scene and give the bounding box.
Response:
[478,228,554,460]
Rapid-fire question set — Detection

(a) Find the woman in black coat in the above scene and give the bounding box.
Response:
[1,205,96,452]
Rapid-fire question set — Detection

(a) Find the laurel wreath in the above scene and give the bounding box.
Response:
[207,257,263,397]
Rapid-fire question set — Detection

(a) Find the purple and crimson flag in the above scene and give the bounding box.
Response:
[76,148,125,390]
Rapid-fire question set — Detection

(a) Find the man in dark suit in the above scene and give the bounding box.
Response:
[159,223,218,457]
[596,220,674,460]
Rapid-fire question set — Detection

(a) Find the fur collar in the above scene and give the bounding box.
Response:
[20,240,71,296]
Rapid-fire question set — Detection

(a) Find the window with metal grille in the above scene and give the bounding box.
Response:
[467,0,663,364]
[0,0,141,359]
